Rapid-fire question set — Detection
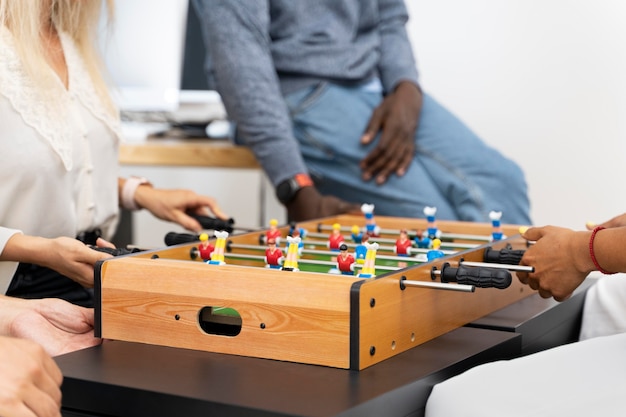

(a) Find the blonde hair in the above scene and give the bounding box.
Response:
[0,0,116,115]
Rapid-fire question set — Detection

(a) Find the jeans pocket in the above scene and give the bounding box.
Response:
[286,82,329,117]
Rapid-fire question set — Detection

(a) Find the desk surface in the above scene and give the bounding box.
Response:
[57,327,520,417]
[120,137,259,169]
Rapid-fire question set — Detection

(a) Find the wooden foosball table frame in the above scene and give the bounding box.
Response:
[95,214,532,370]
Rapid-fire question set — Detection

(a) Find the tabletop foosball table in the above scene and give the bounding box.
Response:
[95,211,533,370]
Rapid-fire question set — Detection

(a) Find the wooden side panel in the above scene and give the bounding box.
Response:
[356,237,531,369]
[99,258,356,368]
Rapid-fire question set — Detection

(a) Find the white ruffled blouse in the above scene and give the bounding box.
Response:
[0,27,122,293]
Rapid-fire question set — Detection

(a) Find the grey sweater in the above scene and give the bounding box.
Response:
[193,0,419,186]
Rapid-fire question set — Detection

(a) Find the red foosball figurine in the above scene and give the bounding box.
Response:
[394,229,413,257]
[266,218,282,245]
[198,233,215,262]
[327,223,345,251]
[336,243,355,275]
[264,239,284,269]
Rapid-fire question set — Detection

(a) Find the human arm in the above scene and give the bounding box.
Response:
[0,295,101,357]
[0,232,112,288]
[192,0,358,221]
[516,225,626,301]
[360,0,421,184]
[118,178,228,233]
[586,212,626,229]
[0,335,63,417]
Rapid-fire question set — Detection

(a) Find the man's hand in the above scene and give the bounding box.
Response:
[360,81,422,184]
[0,296,101,357]
[0,336,63,417]
[516,226,593,301]
[286,186,360,222]
[587,212,626,230]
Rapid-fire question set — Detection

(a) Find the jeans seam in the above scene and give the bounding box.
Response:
[416,146,486,214]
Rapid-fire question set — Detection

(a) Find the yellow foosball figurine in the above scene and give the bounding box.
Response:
[208,230,229,265]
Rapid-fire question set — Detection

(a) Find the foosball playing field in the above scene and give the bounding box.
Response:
[95,208,534,370]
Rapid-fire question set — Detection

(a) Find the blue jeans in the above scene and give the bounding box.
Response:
[284,81,531,224]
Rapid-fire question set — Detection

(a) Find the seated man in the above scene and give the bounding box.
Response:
[192,0,531,224]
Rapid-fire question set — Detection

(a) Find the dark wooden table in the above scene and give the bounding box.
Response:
[57,278,598,417]
[57,327,520,417]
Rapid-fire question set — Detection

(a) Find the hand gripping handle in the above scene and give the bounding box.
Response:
[440,263,512,289]
[483,246,525,265]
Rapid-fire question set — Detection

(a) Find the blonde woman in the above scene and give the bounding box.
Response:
[0,0,228,307]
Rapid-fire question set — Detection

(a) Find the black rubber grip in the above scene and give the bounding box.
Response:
[90,246,141,256]
[440,264,512,289]
[483,247,525,265]
[190,215,234,233]
[164,232,199,246]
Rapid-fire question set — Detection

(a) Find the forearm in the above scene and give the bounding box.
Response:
[377,0,419,92]
[588,226,626,274]
[0,234,50,265]
[193,0,307,186]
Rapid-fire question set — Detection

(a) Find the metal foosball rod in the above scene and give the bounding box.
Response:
[315,224,492,243]
[305,231,478,250]
[226,242,432,264]
[217,252,399,273]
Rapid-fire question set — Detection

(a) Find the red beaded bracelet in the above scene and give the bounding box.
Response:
[589,226,616,275]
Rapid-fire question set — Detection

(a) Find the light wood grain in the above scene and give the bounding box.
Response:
[98,215,532,369]
[119,138,259,168]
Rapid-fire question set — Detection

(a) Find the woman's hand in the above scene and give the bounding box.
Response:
[134,186,228,232]
[0,335,63,417]
[0,295,101,357]
[2,235,112,288]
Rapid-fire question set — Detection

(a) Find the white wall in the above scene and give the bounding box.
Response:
[406,0,626,229]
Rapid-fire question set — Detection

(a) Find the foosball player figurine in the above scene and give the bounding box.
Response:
[426,238,445,262]
[394,229,413,268]
[285,229,304,256]
[489,210,506,241]
[327,222,345,251]
[208,230,229,265]
[198,233,215,262]
[394,229,413,256]
[265,218,282,245]
[336,243,356,276]
[282,235,301,272]
[358,241,379,278]
[288,221,307,240]
[264,239,284,269]
[355,234,369,264]
[423,206,442,239]
[351,225,363,244]
[414,230,432,249]
[361,203,380,237]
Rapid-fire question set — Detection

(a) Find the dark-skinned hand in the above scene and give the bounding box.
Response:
[286,186,361,222]
[360,81,422,185]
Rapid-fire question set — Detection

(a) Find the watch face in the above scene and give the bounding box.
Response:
[276,178,296,204]
[276,174,313,204]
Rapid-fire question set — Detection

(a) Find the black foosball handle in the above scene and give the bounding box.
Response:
[90,246,142,256]
[165,232,200,246]
[483,246,525,265]
[189,215,235,233]
[440,263,512,289]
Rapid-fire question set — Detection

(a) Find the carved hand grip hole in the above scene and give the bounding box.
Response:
[198,306,242,337]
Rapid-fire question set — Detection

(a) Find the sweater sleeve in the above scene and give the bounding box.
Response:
[192,0,308,187]
[376,0,420,93]
[0,227,21,294]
